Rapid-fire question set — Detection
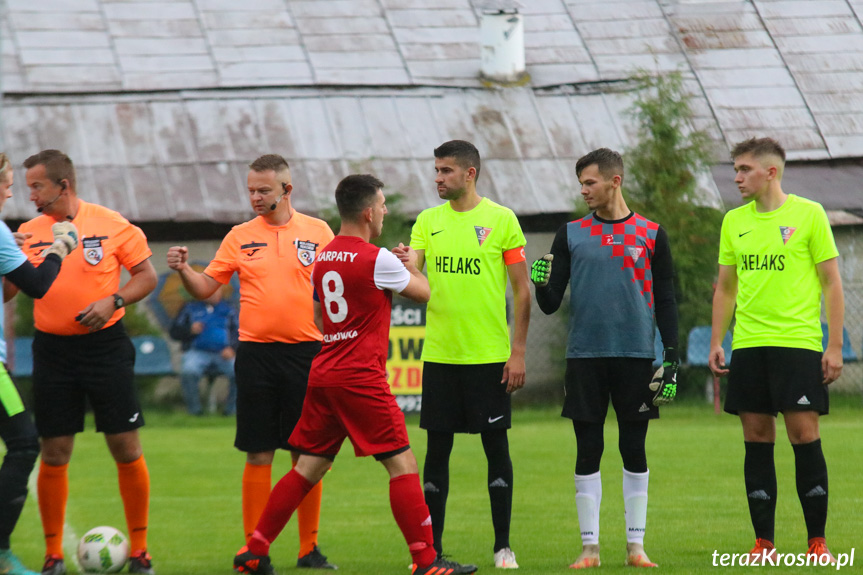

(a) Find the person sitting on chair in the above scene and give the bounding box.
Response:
[170,288,238,416]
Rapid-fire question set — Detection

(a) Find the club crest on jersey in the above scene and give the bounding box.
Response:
[474,226,492,246]
[780,226,797,245]
[295,240,318,266]
[627,246,644,262]
[82,237,103,265]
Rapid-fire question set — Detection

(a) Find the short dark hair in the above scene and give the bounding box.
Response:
[731,137,786,163]
[434,140,481,182]
[576,148,624,183]
[335,174,384,222]
[23,149,76,189]
[249,154,290,174]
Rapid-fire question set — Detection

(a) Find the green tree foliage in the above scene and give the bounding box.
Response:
[623,70,724,362]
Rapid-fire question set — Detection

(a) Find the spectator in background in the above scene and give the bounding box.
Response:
[169,287,239,416]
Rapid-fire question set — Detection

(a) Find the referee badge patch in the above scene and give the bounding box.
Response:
[83,237,104,265]
[295,240,318,266]
[474,226,492,246]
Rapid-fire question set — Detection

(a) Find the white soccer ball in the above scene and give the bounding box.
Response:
[77,526,130,573]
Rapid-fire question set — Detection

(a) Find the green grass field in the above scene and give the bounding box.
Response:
[6,397,863,574]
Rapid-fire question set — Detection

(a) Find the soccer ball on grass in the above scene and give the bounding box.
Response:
[77,526,130,573]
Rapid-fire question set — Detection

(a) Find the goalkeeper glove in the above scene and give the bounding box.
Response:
[43,221,79,260]
[530,254,553,287]
[649,347,678,406]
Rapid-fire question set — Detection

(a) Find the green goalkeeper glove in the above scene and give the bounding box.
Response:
[649,347,678,406]
[44,221,79,260]
[530,254,553,286]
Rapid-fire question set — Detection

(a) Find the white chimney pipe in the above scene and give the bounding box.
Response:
[480,3,526,84]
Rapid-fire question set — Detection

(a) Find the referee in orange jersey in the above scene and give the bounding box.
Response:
[167,154,337,569]
[10,150,158,575]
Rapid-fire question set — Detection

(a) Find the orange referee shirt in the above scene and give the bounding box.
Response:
[205,212,334,344]
[18,201,153,336]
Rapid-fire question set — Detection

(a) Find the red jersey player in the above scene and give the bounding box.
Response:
[234,174,477,575]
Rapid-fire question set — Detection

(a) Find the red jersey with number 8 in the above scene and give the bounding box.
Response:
[310,235,410,387]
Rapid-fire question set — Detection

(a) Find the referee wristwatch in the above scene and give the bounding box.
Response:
[112,293,125,310]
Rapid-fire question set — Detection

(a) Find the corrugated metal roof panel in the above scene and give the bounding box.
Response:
[756,0,851,19]
[295,160,347,213]
[361,98,414,159]
[497,90,555,159]
[523,159,578,213]
[255,100,301,158]
[78,105,124,167]
[163,164,207,222]
[291,0,382,18]
[567,93,625,152]
[326,97,371,159]
[90,166,134,219]
[199,161,249,223]
[567,1,665,22]
[697,67,797,89]
[2,0,863,163]
[764,16,861,36]
[186,100,235,163]
[785,52,863,73]
[288,99,340,160]
[222,101,266,163]
[113,102,157,166]
[127,166,171,221]
[150,102,197,164]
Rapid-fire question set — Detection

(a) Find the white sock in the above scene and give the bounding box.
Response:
[574,471,602,546]
[623,468,649,545]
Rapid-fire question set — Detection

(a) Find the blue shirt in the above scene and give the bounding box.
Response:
[170,300,239,352]
[0,221,27,363]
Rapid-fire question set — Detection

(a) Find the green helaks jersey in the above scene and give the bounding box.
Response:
[411,198,526,364]
[718,194,838,352]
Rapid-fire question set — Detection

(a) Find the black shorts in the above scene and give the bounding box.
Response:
[724,346,828,416]
[562,357,657,423]
[420,362,510,434]
[32,322,143,437]
[234,340,321,453]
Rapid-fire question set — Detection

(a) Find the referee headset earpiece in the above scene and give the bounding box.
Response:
[37,180,66,213]
[269,182,289,211]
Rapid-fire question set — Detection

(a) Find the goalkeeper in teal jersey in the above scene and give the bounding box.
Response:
[531,148,679,569]
[394,140,530,571]
[709,138,845,565]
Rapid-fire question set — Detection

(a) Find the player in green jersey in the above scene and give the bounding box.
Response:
[709,137,845,565]
[395,140,530,570]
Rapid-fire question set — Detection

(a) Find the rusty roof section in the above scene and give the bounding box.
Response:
[1,0,862,223]
[5,86,726,221]
[3,0,863,159]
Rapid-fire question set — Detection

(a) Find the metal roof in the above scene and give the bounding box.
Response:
[2,0,863,223]
[5,86,723,221]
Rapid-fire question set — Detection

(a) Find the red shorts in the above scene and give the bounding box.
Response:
[288,383,409,458]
